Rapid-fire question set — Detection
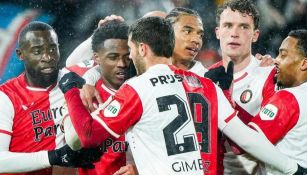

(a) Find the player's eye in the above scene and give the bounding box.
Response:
[33,50,41,55]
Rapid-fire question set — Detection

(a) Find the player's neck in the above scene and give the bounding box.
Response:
[223,54,252,73]
[171,58,195,71]
[294,74,307,87]
[147,56,172,70]
[100,76,120,90]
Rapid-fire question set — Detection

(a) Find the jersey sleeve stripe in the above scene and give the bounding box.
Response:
[248,122,267,137]
[0,129,12,135]
[224,111,238,123]
[92,115,120,138]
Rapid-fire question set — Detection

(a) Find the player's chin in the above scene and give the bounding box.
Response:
[41,69,59,81]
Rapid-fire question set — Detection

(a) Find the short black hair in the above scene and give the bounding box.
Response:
[91,20,129,52]
[129,17,174,58]
[288,29,307,57]
[166,7,201,25]
[18,21,55,48]
[216,0,260,30]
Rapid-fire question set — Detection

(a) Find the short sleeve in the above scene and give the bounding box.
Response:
[249,90,299,144]
[0,91,14,134]
[93,84,143,138]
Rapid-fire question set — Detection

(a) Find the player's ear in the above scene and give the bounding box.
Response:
[138,43,146,57]
[215,27,220,39]
[93,53,100,65]
[16,49,24,60]
[300,58,307,71]
[252,29,260,43]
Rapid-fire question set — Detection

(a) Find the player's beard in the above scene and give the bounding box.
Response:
[124,61,137,80]
[133,54,146,75]
[274,75,284,90]
[25,64,59,88]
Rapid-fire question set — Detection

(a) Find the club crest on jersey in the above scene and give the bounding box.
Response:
[260,104,278,120]
[104,100,120,117]
[184,76,202,88]
[240,89,253,104]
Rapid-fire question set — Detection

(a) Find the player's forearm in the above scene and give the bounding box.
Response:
[64,88,110,148]
[63,116,82,151]
[83,65,101,86]
[222,117,297,175]
[0,151,50,173]
[66,36,93,67]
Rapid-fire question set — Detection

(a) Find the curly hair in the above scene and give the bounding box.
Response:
[91,20,129,52]
[216,0,260,29]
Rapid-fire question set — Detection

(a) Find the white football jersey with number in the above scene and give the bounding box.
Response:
[94,64,235,175]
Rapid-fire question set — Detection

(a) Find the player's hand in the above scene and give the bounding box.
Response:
[98,14,124,28]
[48,145,98,169]
[255,53,274,67]
[59,72,85,94]
[80,84,103,112]
[204,61,234,90]
[113,164,138,175]
[73,146,104,167]
[294,164,307,175]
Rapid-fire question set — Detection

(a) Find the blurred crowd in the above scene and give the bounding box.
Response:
[2,0,307,67]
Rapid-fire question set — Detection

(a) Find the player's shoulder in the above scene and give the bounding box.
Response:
[66,60,95,76]
[171,65,217,91]
[282,83,307,102]
[0,73,25,92]
[251,57,275,77]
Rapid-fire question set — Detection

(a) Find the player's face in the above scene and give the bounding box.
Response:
[95,39,130,90]
[275,36,304,88]
[215,8,259,61]
[17,30,60,87]
[172,15,204,62]
[128,36,146,75]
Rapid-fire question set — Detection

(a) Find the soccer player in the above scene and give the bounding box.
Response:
[166,7,207,76]
[65,20,131,175]
[211,0,277,174]
[70,8,207,111]
[0,21,102,174]
[248,29,307,174]
[59,17,305,175]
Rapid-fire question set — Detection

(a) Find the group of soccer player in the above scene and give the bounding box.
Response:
[0,0,307,175]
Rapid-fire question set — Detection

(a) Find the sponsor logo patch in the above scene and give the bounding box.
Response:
[240,89,253,103]
[259,104,278,120]
[104,100,120,117]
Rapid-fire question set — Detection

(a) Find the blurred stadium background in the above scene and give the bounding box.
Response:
[0,0,306,84]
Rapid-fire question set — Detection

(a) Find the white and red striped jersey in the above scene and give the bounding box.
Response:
[68,62,128,175]
[78,64,235,175]
[78,79,128,175]
[233,57,275,122]
[249,82,307,175]
[189,60,208,76]
[0,73,67,175]
[220,56,276,175]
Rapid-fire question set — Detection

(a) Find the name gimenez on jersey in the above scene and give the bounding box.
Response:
[172,158,203,173]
